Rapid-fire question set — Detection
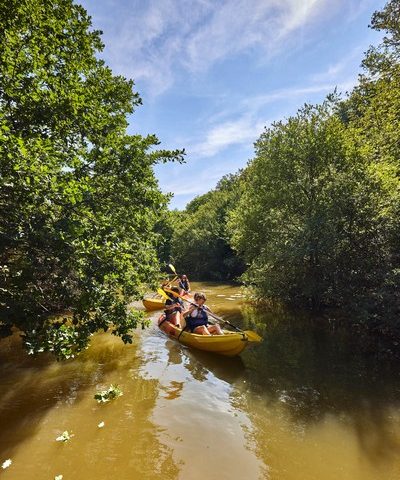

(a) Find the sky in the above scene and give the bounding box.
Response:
[80,0,385,210]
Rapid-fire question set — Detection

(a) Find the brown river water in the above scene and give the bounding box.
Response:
[0,282,399,479]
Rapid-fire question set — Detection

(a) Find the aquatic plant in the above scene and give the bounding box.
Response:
[55,431,74,442]
[94,385,123,403]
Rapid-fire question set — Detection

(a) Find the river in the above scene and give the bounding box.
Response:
[0,282,399,479]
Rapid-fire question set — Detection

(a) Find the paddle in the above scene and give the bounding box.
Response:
[158,288,170,301]
[158,287,224,330]
[163,276,178,287]
[160,265,179,291]
[168,264,178,276]
[163,264,178,283]
[168,264,191,293]
[160,288,262,342]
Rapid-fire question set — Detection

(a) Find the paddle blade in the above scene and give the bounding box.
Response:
[168,264,177,275]
[244,330,262,342]
[157,288,169,300]
[163,287,180,298]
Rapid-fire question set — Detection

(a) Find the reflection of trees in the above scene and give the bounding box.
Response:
[165,340,184,366]
[162,381,184,400]
[0,333,180,479]
[237,305,400,463]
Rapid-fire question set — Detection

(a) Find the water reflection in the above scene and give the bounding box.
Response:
[1,284,400,480]
[148,327,265,480]
[0,331,181,480]
[182,284,400,450]
[237,304,400,469]
[183,348,245,385]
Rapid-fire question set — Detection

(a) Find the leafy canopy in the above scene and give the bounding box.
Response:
[0,0,184,357]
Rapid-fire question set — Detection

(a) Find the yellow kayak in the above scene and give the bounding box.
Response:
[143,297,165,311]
[143,292,192,311]
[157,315,256,356]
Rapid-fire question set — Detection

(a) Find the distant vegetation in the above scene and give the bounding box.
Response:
[169,174,244,281]
[170,0,400,335]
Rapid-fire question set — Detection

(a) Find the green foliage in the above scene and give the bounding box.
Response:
[94,384,123,403]
[171,174,244,280]
[227,0,400,329]
[229,101,380,308]
[341,0,400,324]
[0,0,184,357]
[165,0,400,335]
[154,209,175,267]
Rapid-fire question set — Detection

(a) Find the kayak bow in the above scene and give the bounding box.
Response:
[142,297,165,311]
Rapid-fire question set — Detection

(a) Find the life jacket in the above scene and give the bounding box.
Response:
[179,279,189,291]
[189,306,208,322]
[186,306,208,332]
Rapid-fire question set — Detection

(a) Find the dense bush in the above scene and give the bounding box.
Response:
[0,0,183,357]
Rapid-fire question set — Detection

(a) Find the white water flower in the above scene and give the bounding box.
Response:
[98,421,105,428]
[56,431,74,442]
[1,459,12,469]
[55,475,63,480]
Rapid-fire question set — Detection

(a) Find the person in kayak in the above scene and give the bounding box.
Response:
[183,292,223,335]
[164,287,184,328]
[178,274,191,295]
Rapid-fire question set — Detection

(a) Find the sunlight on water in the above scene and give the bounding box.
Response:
[0,282,399,479]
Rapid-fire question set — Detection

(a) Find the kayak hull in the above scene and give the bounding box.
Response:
[143,292,192,311]
[158,315,250,356]
[143,298,165,311]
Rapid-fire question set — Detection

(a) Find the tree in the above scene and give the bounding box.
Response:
[171,174,244,281]
[341,0,400,325]
[0,0,183,357]
[228,101,384,310]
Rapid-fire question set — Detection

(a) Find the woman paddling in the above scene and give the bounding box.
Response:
[183,292,223,335]
[178,274,191,296]
[164,287,184,328]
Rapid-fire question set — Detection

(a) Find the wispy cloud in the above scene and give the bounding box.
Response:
[183,0,323,72]
[190,116,265,158]
[83,0,365,95]
[156,162,228,197]
[310,46,365,83]
[345,0,380,23]
[186,79,357,159]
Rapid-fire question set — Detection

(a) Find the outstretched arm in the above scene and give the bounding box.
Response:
[183,305,196,318]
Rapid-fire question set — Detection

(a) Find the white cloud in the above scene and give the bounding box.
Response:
[186,79,356,159]
[82,0,357,95]
[345,0,380,22]
[156,162,227,197]
[190,116,265,158]
[310,46,365,83]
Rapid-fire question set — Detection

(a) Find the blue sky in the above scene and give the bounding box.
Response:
[80,0,384,209]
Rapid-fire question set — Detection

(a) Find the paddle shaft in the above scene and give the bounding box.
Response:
[163,288,243,332]
[158,288,262,342]
[157,288,218,328]
[168,264,190,293]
